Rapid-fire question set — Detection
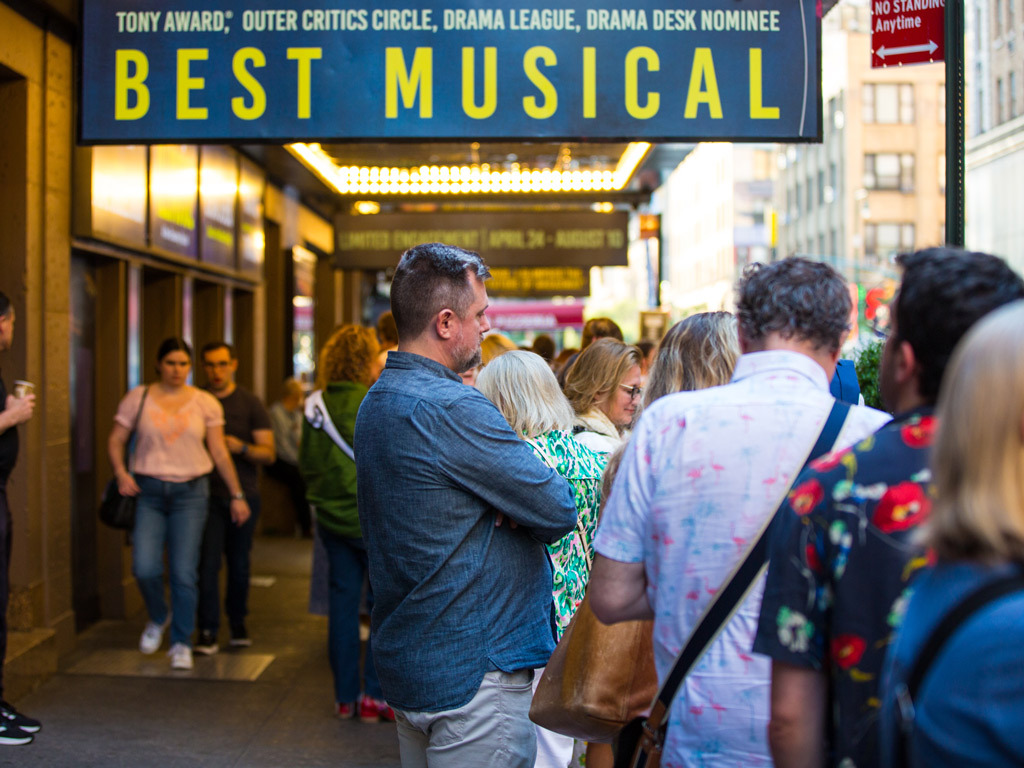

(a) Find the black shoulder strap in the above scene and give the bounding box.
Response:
[895,570,1024,767]
[651,401,850,709]
[906,571,1024,699]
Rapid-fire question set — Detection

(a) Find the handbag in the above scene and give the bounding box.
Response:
[529,594,657,742]
[617,401,852,768]
[98,386,149,530]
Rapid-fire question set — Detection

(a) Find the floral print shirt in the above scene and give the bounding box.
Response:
[525,429,607,640]
[755,408,936,768]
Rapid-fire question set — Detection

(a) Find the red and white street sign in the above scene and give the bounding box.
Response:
[871,0,945,68]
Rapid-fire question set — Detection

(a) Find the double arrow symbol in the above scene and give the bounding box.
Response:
[876,39,939,58]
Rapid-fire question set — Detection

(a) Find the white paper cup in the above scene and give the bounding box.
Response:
[13,380,34,399]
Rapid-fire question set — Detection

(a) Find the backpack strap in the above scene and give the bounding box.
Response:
[895,570,1024,765]
[304,390,355,461]
[829,359,861,405]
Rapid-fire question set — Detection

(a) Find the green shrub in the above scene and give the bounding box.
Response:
[855,338,886,412]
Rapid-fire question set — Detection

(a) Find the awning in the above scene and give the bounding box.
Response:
[487,302,585,332]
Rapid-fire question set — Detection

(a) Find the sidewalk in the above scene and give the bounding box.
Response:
[4,537,402,767]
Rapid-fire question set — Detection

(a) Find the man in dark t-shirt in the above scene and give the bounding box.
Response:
[0,293,39,745]
[196,342,274,654]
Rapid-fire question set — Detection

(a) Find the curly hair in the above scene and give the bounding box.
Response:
[735,257,851,353]
[644,312,739,405]
[894,247,1024,403]
[563,338,642,415]
[315,325,380,389]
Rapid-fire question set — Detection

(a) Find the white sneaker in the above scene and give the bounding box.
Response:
[139,615,171,655]
[168,643,193,670]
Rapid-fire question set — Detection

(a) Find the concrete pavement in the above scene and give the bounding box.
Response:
[3,536,402,767]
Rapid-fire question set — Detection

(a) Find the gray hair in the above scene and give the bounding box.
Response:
[390,242,491,341]
[735,257,851,353]
[476,351,575,438]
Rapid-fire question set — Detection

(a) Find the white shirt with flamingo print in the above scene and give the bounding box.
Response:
[595,350,890,768]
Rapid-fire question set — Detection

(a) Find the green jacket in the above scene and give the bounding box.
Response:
[299,381,367,538]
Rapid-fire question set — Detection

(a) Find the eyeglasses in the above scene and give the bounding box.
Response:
[619,384,643,401]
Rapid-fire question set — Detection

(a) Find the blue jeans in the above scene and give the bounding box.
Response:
[132,475,209,647]
[197,494,260,634]
[318,521,382,703]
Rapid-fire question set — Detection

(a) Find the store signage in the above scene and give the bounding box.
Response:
[238,157,266,276]
[336,211,628,269]
[149,144,199,258]
[488,302,585,331]
[871,0,944,68]
[80,0,821,143]
[87,145,148,248]
[199,146,238,267]
[487,267,589,297]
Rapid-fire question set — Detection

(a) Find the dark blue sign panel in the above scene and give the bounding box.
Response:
[80,0,820,143]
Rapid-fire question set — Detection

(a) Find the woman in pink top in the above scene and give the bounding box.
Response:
[107,338,249,671]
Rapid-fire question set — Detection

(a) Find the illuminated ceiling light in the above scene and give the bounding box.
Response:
[288,141,649,197]
[354,200,381,215]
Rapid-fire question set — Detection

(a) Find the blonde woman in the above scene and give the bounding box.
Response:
[299,325,393,723]
[587,313,739,768]
[880,301,1024,767]
[477,351,607,768]
[563,338,642,453]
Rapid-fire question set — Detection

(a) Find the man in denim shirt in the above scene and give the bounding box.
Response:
[355,243,577,767]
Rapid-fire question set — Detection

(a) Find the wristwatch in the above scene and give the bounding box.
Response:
[241,443,249,456]
[232,491,245,501]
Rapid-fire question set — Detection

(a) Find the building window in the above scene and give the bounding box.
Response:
[865,223,915,263]
[818,170,825,204]
[864,153,915,192]
[998,77,1006,124]
[1009,0,1015,34]
[939,154,946,195]
[996,0,1003,36]
[863,83,915,124]
[1012,72,1018,119]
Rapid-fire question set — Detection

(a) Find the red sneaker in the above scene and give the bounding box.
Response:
[358,695,394,723]
[335,701,356,720]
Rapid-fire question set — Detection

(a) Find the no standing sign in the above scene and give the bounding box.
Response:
[871,0,945,68]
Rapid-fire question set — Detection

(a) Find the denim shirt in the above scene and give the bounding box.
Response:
[355,351,577,712]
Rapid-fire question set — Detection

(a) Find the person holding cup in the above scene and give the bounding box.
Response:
[0,291,39,745]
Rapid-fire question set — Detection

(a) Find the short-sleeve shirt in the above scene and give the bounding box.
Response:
[594,351,891,768]
[208,387,271,498]
[525,429,607,639]
[754,408,935,768]
[115,385,224,483]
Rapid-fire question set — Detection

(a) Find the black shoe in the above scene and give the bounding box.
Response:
[0,722,33,746]
[194,630,219,656]
[0,701,40,734]
[229,623,251,647]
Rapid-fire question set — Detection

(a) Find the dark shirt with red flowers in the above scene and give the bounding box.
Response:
[754,407,935,768]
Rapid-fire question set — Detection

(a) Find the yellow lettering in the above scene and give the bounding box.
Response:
[583,47,596,118]
[385,47,433,118]
[462,47,497,119]
[176,48,208,120]
[115,49,150,120]
[749,48,779,119]
[684,48,722,119]
[232,47,266,120]
[625,46,659,120]
[523,46,557,119]
[287,47,322,119]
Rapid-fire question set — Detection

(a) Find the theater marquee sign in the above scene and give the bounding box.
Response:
[80,0,821,143]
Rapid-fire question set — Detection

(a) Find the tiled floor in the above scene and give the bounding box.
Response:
[5,537,402,767]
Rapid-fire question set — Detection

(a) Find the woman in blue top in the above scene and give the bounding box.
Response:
[879,300,1024,767]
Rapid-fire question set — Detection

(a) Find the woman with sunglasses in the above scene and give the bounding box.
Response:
[563,337,643,454]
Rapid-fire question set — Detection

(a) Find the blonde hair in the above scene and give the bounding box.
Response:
[315,325,380,389]
[644,312,740,406]
[477,351,574,438]
[927,301,1024,563]
[564,338,642,416]
[480,333,518,366]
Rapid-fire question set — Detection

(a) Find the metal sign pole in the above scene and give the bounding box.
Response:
[945,0,965,247]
